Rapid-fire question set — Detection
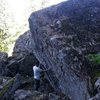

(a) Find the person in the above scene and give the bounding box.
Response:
[33,61,49,91]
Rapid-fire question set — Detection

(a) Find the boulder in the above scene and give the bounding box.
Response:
[8,30,38,76]
[29,0,100,100]
[6,53,38,76]
[95,77,100,93]
[26,91,48,100]
[49,93,63,100]
[0,52,8,61]
[14,90,48,100]
[0,52,8,76]
[14,89,32,100]
[13,30,34,56]
[0,74,21,100]
[89,93,100,100]
[0,76,11,91]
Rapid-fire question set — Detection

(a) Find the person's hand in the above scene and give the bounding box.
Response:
[43,67,51,72]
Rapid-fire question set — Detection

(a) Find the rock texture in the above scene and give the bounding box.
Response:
[8,31,38,76]
[0,52,8,76]
[89,93,100,100]
[0,74,63,100]
[6,53,38,77]
[95,77,100,93]
[29,0,100,100]
[0,74,21,100]
[13,30,34,56]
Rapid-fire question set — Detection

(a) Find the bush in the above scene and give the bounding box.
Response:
[0,29,8,52]
[87,54,100,65]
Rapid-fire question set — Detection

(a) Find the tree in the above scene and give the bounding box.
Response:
[0,0,8,52]
[0,0,50,54]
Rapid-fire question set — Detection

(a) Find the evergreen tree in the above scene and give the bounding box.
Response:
[0,0,51,54]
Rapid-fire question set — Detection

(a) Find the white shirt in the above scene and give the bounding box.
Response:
[33,65,42,80]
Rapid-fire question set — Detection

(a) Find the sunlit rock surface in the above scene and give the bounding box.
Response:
[29,0,100,100]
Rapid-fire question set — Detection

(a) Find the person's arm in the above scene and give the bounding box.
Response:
[39,64,51,72]
[41,68,51,72]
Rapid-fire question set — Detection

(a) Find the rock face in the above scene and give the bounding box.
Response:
[29,0,100,100]
[95,77,100,93]
[0,74,63,100]
[0,74,21,100]
[7,53,37,76]
[13,30,34,56]
[10,30,38,76]
[0,52,8,76]
[89,93,100,100]
[0,52,8,61]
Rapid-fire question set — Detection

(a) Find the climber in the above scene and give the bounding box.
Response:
[33,61,50,91]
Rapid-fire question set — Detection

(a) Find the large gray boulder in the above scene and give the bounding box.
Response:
[29,0,100,100]
[13,30,34,56]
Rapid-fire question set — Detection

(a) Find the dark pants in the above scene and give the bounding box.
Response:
[34,79,40,91]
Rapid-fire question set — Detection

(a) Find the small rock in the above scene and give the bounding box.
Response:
[95,77,100,92]
[49,93,60,100]
[14,89,32,100]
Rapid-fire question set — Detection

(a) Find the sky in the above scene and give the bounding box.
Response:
[33,0,67,7]
[7,0,67,32]
[7,0,67,31]
[8,0,66,23]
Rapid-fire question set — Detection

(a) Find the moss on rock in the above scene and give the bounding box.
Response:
[0,77,15,99]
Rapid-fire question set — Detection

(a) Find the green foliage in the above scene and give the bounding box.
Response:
[0,0,51,55]
[87,54,100,82]
[87,54,100,65]
[93,70,100,79]
[0,29,8,52]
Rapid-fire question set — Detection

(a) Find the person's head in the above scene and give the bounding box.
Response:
[36,61,39,67]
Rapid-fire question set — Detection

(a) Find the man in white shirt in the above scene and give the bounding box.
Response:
[33,61,42,91]
[33,61,51,91]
